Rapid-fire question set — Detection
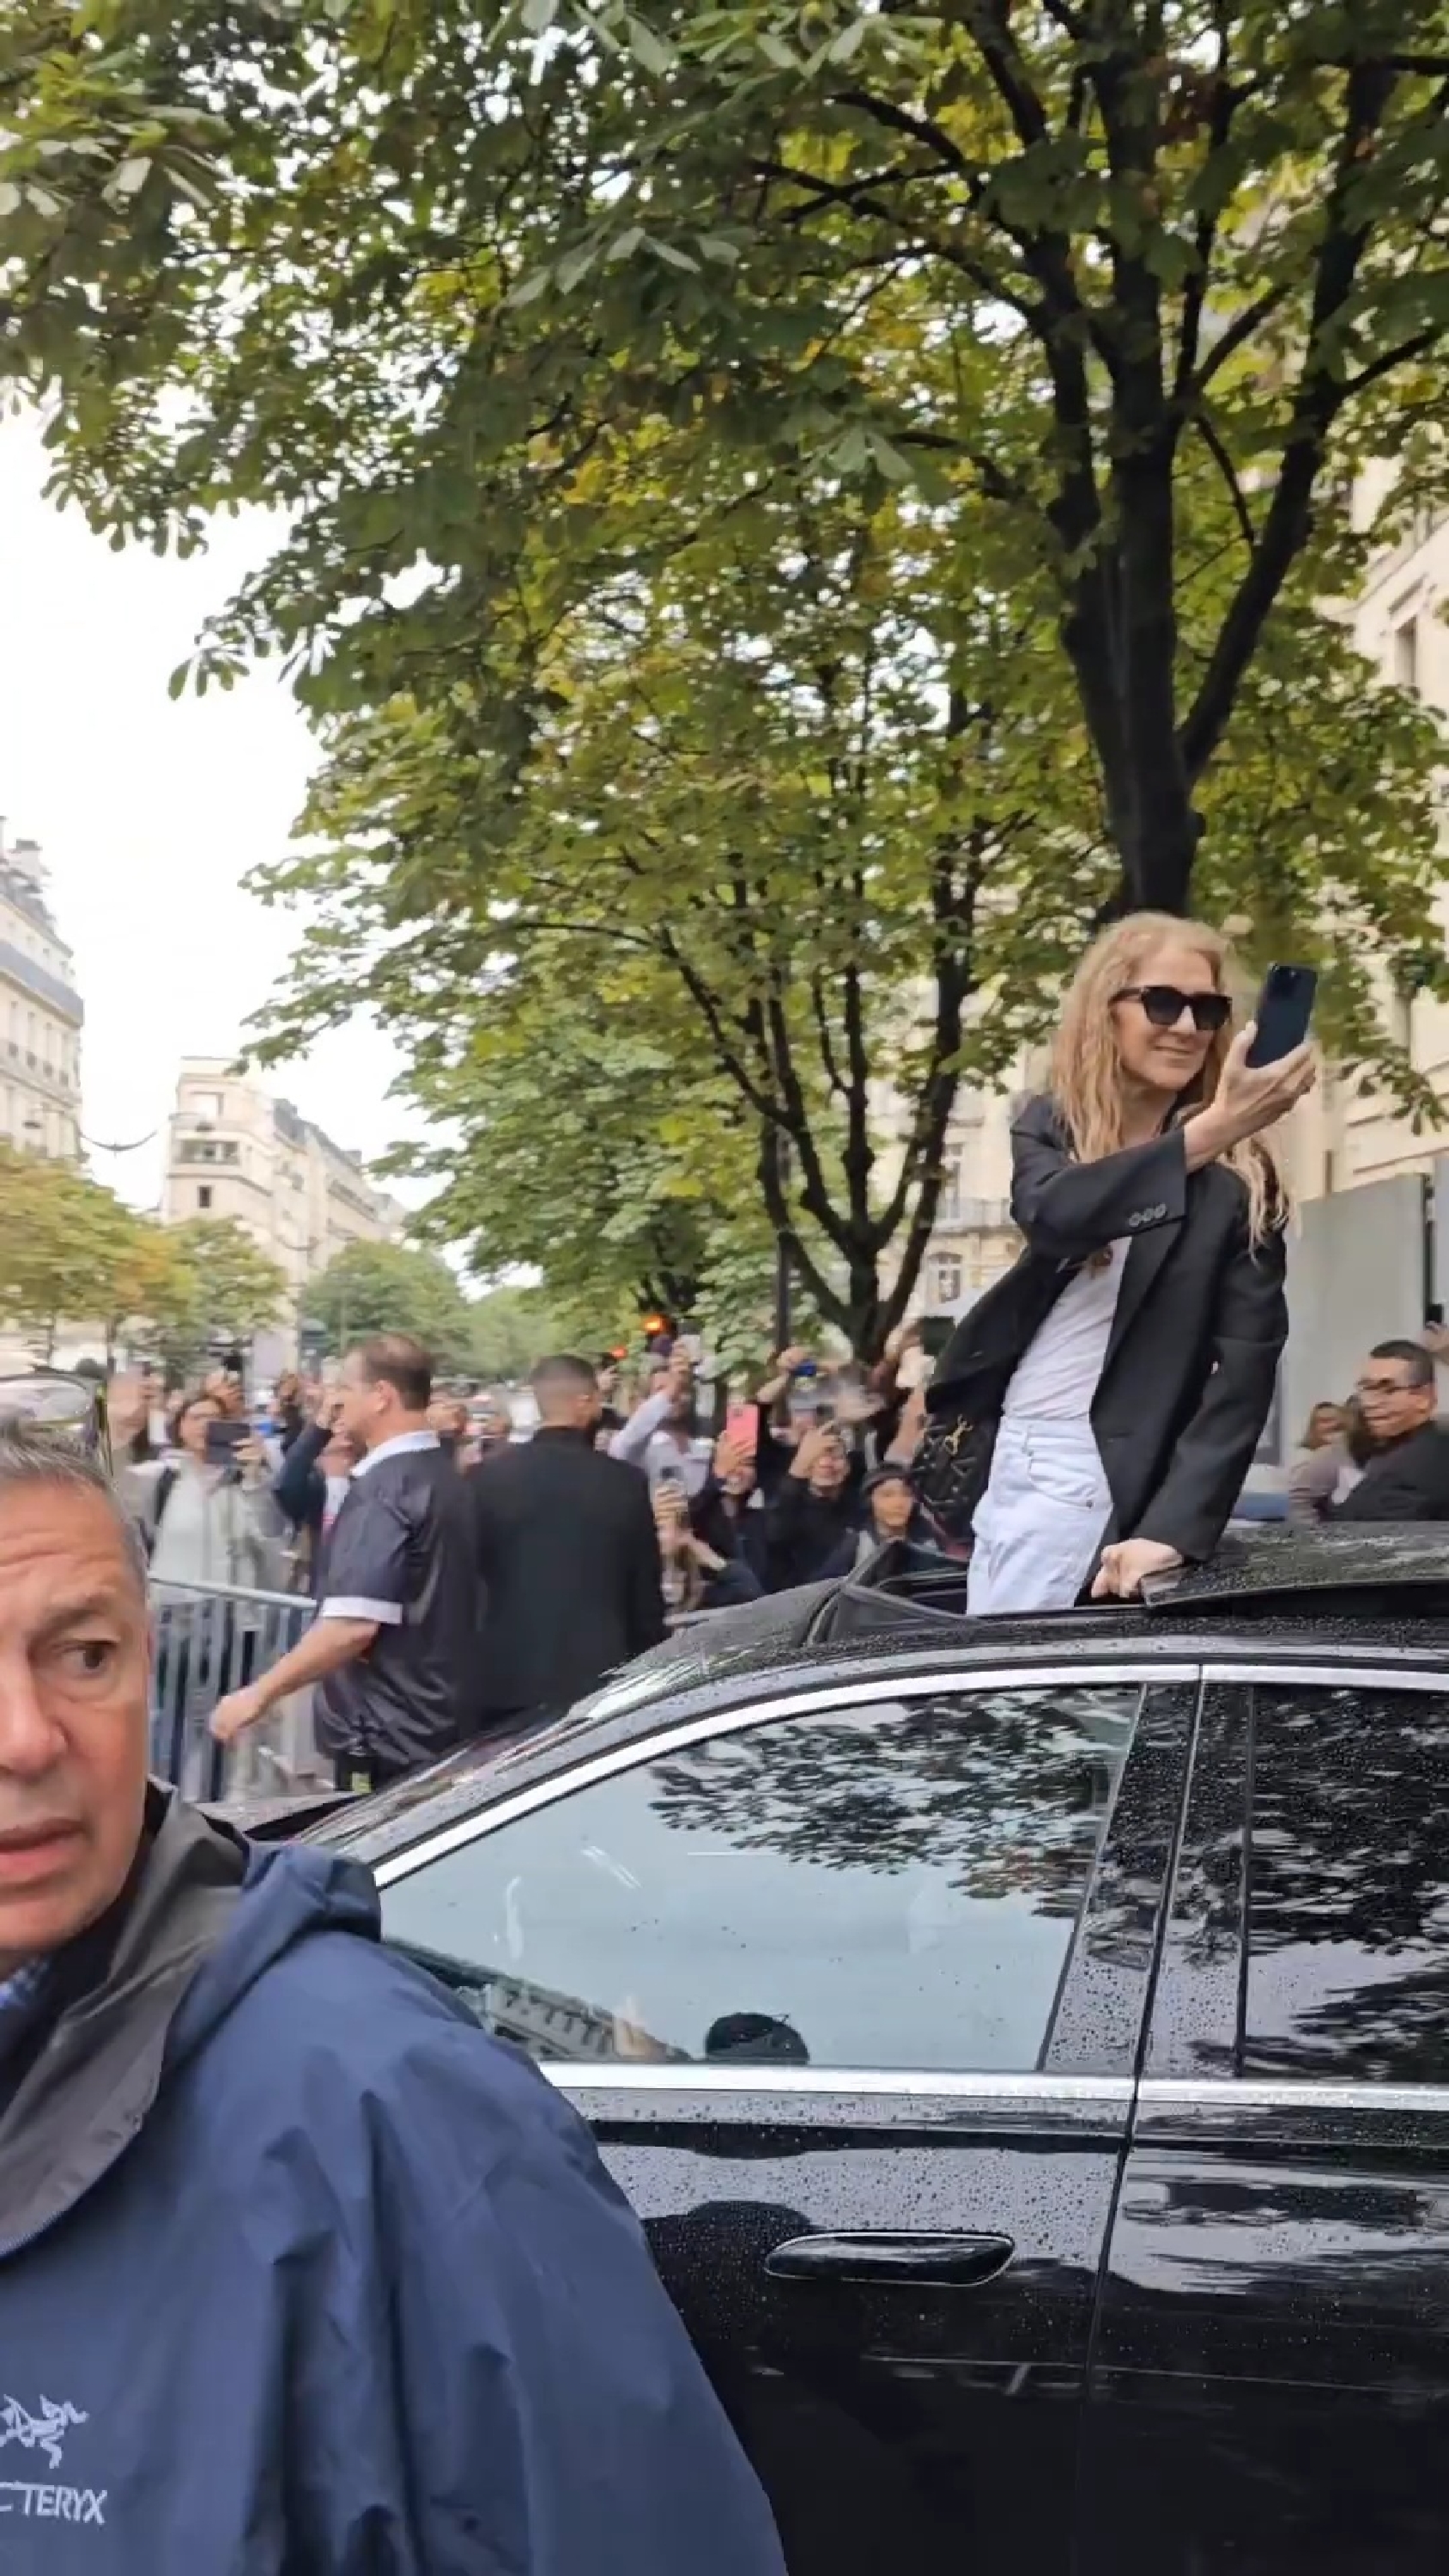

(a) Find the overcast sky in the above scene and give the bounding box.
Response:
[0,408,426,1215]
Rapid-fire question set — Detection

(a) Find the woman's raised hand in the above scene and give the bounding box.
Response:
[1212,1026,1316,1143]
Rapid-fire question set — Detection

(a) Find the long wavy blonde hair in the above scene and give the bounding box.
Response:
[1050,913,1286,1247]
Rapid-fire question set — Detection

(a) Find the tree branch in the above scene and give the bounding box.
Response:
[1190,283,1294,395]
[1192,407,1258,550]
[1180,58,1402,781]
[1342,322,1448,398]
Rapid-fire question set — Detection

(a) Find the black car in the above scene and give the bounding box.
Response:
[308,1531,1449,2576]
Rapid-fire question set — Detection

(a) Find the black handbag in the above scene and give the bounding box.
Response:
[910,1403,999,1550]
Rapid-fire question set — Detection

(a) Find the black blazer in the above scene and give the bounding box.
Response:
[930,1095,1288,1563]
[470,1430,667,1719]
[1332,1422,1449,1522]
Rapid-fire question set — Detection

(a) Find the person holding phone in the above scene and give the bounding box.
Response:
[145,1391,287,1770]
[916,914,1314,1610]
[148,1392,284,1590]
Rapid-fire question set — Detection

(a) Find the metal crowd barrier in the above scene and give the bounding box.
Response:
[149,1577,313,1799]
[147,1578,732,1800]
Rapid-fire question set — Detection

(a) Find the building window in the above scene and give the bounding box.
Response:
[1393,618,1420,690]
[937,1153,963,1227]
[191,1091,224,1122]
[933,1255,963,1305]
[197,1184,213,1211]
[177,1137,239,1165]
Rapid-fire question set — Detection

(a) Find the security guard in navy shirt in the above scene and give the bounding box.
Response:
[212,1335,477,1789]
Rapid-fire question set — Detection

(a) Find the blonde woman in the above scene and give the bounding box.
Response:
[923,914,1314,1611]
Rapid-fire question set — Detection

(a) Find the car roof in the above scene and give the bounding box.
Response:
[308,1529,1449,1874]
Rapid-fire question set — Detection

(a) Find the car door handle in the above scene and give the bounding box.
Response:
[765,2231,1016,2289]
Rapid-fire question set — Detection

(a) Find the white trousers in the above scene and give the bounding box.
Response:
[967,1417,1112,1618]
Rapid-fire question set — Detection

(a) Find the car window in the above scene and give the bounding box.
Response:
[1245,1681,1449,2084]
[380,1682,1139,2074]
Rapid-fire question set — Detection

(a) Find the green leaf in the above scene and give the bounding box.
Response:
[108,156,152,200]
[626,15,676,75]
[867,431,914,483]
[522,0,561,28]
[507,264,555,306]
[556,240,597,292]
[648,237,700,271]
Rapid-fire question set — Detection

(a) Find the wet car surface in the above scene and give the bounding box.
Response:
[310,1533,1449,2575]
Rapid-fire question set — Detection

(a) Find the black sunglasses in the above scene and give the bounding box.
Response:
[1113,983,1232,1035]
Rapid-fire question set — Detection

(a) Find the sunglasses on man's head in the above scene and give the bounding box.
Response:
[1113,984,1233,1035]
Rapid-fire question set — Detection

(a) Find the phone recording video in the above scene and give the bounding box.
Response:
[1246,963,1317,1067]
[204,1418,249,1469]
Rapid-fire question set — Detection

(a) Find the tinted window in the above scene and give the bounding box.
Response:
[1246,1683,1449,2083]
[381,1684,1137,2073]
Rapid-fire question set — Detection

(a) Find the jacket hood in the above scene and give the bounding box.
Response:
[0,1783,379,2254]
[168,1805,379,2065]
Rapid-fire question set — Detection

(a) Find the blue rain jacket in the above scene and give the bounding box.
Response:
[0,1798,786,2573]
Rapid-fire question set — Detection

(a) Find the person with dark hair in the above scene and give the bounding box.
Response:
[819,1463,940,1578]
[211,1336,479,1789]
[0,1426,786,2576]
[470,1354,666,1730]
[1332,1341,1449,1522]
[272,1369,308,1454]
[704,2014,810,2066]
[765,1424,864,1591]
[271,1391,363,1592]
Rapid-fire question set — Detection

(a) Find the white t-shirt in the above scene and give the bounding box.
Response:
[1002,1241,1129,1425]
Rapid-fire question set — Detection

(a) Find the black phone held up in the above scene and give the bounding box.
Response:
[1246,963,1317,1067]
[204,1418,248,1467]
[919,1315,955,1360]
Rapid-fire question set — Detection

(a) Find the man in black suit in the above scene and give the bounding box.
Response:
[470,1354,667,1730]
[1333,1340,1449,1521]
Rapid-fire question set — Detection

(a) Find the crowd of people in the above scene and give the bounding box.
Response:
[88,909,1449,1798]
[100,1321,936,1788]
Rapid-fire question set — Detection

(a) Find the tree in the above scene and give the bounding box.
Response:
[467,1286,570,1385]
[248,432,1448,1356]
[250,458,1100,1357]
[306,1239,476,1370]
[150,1218,288,1377]
[3,1,1449,912]
[0,1147,149,1360]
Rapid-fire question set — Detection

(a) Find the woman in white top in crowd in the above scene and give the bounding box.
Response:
[148,1390,285,1590]
[923,914,1315,1615]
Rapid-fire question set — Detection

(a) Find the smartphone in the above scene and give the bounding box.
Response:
[919,1315,955,1360]
[724,1404,759,1448]
[204,1418,248,1468]
[655,1464,685,1492]
[1246,963,1317,1067]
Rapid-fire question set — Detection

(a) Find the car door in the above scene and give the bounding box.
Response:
[378,1660,1198,2576]
[1079,1660,1449,2575]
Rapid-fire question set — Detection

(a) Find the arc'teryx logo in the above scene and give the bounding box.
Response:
[0,2400,86,2471]
[0,2400,106,2524]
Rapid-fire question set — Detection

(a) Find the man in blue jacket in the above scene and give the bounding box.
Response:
[0,1425,786,2574]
